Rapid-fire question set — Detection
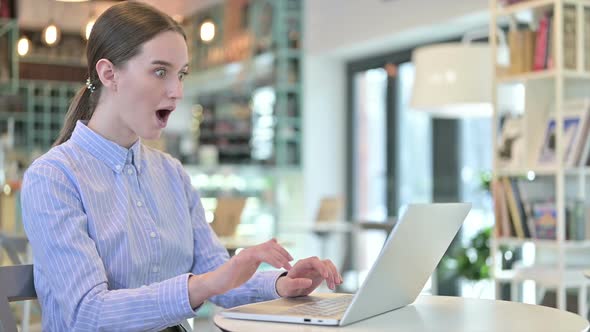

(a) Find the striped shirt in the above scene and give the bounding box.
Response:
[21,121,283,331]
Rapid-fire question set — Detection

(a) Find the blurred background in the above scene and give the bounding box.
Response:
[1,0,590,330]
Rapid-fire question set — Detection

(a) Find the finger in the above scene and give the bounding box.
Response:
[324,259,340,288]
[322,259,336,290]
[305,257,329,279]
[328,260,342,285]
[269,240,294,261]
[270,248,292,270]
[267,250,292,270]
[270,246,293,267]
[248,247,284,269]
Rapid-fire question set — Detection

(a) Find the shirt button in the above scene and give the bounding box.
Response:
[152,266,159,273]
[115,165,122,171]
[136,201,143,207]
[127,168,133,175]
[150,231,156,238]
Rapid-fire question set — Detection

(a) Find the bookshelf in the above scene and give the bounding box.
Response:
[0,80,81,154]
[0,19,18,93]
[497,69,590,82]
[490,0,590,313]
[184,0,302,167]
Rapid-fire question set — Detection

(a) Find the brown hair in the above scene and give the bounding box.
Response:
[53,2,186,146]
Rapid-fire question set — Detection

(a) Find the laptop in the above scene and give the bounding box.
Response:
[220,202,471,326]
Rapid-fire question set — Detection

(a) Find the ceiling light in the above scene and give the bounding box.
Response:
[411,28,509,118]
[200,20,215,43]
[411,43,493,117]
[43,23,61,46]
[17,36,31,56]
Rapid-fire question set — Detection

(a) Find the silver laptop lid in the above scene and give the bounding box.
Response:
[340,203,471,326]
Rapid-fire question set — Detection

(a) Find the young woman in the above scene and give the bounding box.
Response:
[21,2,342,331]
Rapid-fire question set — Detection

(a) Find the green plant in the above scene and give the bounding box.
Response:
[441,226,492,281]
[479,170,493,193]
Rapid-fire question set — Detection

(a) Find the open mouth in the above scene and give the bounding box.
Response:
[156,109,173,125]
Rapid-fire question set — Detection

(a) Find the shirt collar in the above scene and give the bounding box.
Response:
[70,121,143,174]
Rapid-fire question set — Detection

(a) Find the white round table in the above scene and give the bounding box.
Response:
[214,295,589,332]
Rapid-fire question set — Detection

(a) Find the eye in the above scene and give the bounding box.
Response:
[178,71,188,81]
[155,68,167,78]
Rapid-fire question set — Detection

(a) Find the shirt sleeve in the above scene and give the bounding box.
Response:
[21,160,197,331]
[178,163,284,308]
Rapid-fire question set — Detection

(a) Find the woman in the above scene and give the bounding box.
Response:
[21,2,342,331]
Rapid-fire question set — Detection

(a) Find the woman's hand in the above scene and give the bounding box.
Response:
[189,238,293,306]
[275,256,343,298]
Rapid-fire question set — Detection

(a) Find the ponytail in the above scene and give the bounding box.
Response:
[53,85,95,146]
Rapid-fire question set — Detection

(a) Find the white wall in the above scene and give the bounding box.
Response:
[301,0,490,221]
[302,56,346,221]
[306,0,490,58]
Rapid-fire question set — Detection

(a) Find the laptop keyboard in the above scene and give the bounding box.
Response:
[283,296,353,317]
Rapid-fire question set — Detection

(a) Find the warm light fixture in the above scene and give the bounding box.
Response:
[17,36,31,56]
[411,43,493,117]
[42,22,61,46]
[410,29,508,118]
[200,20,215,43]
[84,18,95,40]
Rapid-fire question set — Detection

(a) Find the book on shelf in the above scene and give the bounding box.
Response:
[533,12,551,71]
[492,178,513,238]
[515,7,577,73]
[508,28,536,74]
[566,100,590,167]
[564,5,577,70]
[501,177,528,238]
[492,176,588,241]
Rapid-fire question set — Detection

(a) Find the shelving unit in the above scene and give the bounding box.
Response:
[495,166,590,176]
[0,19,18,93]
[495,0,590,16]
[184,0,302,167]
[490,0,590,313]
[0,80,81,154]
[497,69,590,82]
[493,236,590,248]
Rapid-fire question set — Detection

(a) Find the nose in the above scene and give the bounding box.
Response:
[168,79,183,100]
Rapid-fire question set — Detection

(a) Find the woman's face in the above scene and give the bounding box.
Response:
[114,30,188,141]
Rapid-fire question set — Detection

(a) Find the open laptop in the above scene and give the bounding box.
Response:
[220,202,471,326]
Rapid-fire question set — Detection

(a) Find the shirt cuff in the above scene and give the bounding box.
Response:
[157,273,197,323]
[260,270,288,300]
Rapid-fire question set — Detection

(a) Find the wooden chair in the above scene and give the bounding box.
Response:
[210,197,247,238]
[0,264,36,332]
[311,197,346,262]
[314,196,343,223]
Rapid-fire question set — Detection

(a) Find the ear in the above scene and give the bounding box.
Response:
[95,58,118,91]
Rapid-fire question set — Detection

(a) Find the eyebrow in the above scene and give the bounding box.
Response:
[151,60,189,70]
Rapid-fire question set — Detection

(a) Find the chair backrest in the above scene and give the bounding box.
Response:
[211,197,247,237]
[0,233,28,265]
[0,264,36,332]
[315,196,343,223]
